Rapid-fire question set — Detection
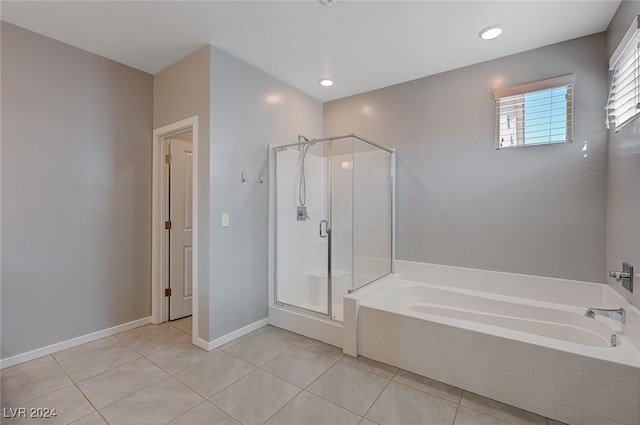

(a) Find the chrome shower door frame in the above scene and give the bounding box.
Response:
[272,134,395,321]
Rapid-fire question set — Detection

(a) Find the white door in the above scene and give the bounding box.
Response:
[169,138,193,320]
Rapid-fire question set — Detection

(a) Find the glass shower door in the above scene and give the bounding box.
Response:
[330,137,354,321]
[274,142,328,316]
[352,138,393,290]
[274,134,394,321]
[329,136,394,320]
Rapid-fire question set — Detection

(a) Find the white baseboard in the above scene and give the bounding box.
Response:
[0,317,152,369]
[199,318,269,351]
[193,337,212,351]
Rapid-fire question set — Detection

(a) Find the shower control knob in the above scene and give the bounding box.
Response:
[297,206,309,221]
[609,271,627,282]
[609,262,634,293]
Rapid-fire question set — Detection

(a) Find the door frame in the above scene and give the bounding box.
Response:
[151,116,199,343]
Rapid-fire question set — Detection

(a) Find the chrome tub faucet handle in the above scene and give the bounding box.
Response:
[584,307,625,324]
[609,271,630,282]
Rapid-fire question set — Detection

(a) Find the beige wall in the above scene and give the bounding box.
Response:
[1,23,153,358]
[154,45,323,342]
[325,33,608,283]
[208,46,322,340]
[153,46,211,341]
[606,1,640,306]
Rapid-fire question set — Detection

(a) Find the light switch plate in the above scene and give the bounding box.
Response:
[221,213,229,227]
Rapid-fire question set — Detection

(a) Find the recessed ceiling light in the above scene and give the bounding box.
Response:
[320,79,334,87]
[479,25,503,40]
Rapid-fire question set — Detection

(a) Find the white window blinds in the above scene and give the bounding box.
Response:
[606,16,640,131]
[495,75,575,149]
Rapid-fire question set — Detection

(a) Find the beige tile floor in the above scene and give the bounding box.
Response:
[1,319,566,425]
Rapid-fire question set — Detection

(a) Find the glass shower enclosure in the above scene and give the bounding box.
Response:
[273,134,394,321]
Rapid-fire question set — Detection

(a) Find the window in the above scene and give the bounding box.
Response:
[495,75,575,149]
[606,16,640,131]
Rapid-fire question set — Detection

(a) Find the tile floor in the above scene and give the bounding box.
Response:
[1,319,566,425]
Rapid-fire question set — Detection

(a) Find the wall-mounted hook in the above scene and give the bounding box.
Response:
[242,171,246,183]
[260,173,264,184]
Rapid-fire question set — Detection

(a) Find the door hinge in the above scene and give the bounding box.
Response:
[165,288,172,297]
[165,221,172,230]
[165,154,172,164]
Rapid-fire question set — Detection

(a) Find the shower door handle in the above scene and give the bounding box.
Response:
[319,220,328,238]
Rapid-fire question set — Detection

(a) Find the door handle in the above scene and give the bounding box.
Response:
[319,220,328,238]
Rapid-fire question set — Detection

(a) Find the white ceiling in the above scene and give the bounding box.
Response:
[1,1,621,102]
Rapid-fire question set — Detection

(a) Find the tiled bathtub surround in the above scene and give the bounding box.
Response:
[360,308,640,425]
[349,261,640,425]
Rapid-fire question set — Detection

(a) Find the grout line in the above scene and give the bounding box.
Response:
[144,339,216,375]
[300,387,366,420]
[291,343,344,363]
[164,399,239,425]
[451,404,461,425]
[221,330,278,355]
[51,355,110,424]
[258,387,304,424]
[208,394,249,424]
[1,380,76,414]
[1,356,57,381]
[122,331,192,357]
[71,364,170,412]
[168,320,193,336]
[257,366,307,391]
[389,379,462,406]
[339,355,398,379]
[54,337,144,381]
[164,400,208,425]
[70,410,110,425]
[254,343,297,367]
[205,379,252,402]
[73,354,150,383]
[301,363,373,418]
[459,390,549,424]
[257,347,337,390]
[218,326,269,351]
[300,361,338,391]
[290,338,345,362]
[114,322,169,342]
[360,372,393,421]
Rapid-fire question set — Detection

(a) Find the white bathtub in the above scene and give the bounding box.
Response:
[344,261,640,425]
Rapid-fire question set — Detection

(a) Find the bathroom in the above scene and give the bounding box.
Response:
[1,1,640,424]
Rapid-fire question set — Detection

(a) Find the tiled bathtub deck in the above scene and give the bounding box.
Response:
[1,320,564,425]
